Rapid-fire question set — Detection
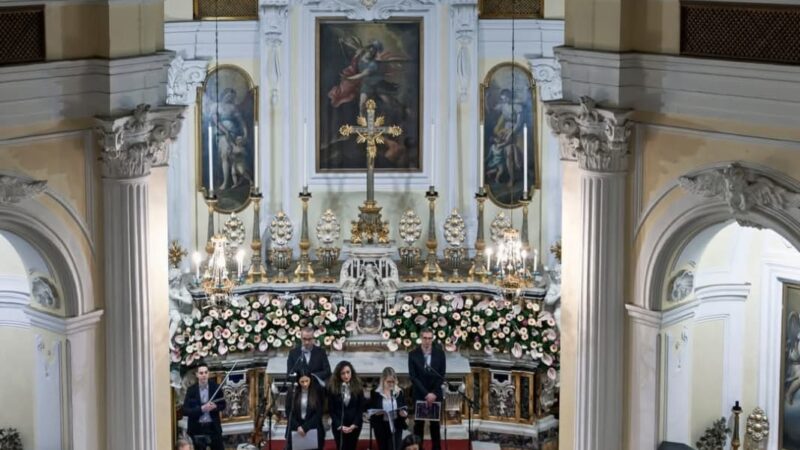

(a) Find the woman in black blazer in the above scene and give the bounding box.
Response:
[367,367,408,450]
[287,370,325,450]
[326,360,366,450]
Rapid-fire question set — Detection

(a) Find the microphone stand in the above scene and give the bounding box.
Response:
[284,351,305,450]
[338,386,346,450]
[390,391,398,450]
[266,402,274,450]
[457,390,477,450]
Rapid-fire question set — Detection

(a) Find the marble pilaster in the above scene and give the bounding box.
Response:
[95,104,184,450]
[546,97,633,450]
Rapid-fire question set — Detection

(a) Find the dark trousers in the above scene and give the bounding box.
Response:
[332,427,362,450]
[414,419,441,450]
[190,422,224,450]
[374,423,403,450]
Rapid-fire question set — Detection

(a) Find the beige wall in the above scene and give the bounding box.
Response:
[564,0,680,53]
[545,0,565,19]
[45,3,164,60]
[165,0,194,21]
[689,320,725,441]
[0,329,35,448]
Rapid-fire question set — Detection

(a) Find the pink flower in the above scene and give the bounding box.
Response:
[445,342,457,352]
[222,329,232,339]
[203,331,213,341]
[541,353,554,366]
[259,341,269,352]
[387,341,399,352]
[547,367,557,380]
[218,344,228,355]
[415,315,427,325]
[512,342,523,358]
[333,338,345,351]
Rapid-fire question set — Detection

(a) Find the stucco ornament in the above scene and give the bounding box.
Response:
[443,209,466,248]
[316,209,341,246]
[0,175,46,205]
[398,209,422,246]
[269,211,294,248]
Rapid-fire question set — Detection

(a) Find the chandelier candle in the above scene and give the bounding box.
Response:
[193,251,202,280]
[523,124,528,195]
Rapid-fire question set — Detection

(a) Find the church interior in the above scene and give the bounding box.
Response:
[1,0,799,449]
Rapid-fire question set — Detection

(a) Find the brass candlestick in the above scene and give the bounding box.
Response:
[294,188,315,282]
[204,193,217,256]
[246,189,267,283]
[422,187,443,281]
[469,187,489,282]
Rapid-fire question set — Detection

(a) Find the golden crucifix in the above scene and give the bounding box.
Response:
[339,99,403,244]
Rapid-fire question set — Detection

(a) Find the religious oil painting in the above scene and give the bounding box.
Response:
[481,62,537,208]
[197,65,257,213]
[782,282,800,450]
[317,19,422,172]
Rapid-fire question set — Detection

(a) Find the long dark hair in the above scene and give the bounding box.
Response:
[327,360,363,397]
[292,370,320,414]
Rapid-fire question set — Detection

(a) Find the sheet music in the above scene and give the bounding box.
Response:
[290,429,318,450]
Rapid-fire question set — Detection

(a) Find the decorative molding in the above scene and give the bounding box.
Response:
[95,104,185,178]
[666,261,696,303]
[679,162,800,228]
[30,271,60,310]
[449,3,478,103]
[527,56,562,101]
[166,56,209,106]
[545,96,633,172]
[0,52,174,127]
[555,47,800,129]
[0,174,47,205]
[624,304,662,328]
[262,1,289,105]
[301,0,436,21]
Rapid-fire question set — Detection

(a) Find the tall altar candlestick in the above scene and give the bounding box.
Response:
[253,123,259,189]
[208,125,214,194]
[430,122,436,187]
[523,125,528,195]
[303,121,309,189]
[479,124,484,189]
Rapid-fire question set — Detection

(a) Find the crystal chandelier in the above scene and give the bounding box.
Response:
[488,228,529,289]
[198,234,247,307]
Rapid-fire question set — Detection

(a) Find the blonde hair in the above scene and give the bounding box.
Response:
[379,366,401,395]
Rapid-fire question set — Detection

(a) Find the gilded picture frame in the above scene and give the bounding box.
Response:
[480,62,538,209]
[316,18,423,173]
[196,64,258,213]
[781,281,800,450]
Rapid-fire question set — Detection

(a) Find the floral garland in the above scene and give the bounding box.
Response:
[171,294,348,366]
[383,294,559,379]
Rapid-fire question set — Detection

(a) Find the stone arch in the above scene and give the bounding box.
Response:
[0,198,95,317]
[628,161,800,449]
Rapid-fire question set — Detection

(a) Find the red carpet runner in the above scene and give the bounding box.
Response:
[267,439,471,450]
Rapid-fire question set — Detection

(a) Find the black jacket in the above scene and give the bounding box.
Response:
[408,345,447,402]
[183,381,227,436]
[287,345,332,388]
[328,387,366,431]
[366,389,408,432]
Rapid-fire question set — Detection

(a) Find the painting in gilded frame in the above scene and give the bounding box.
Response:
[782,282,800,450]
[481,62,537,208]
[317,19,422,172]
[197,65,257,213]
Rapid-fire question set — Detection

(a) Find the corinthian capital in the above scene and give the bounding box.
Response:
[95,104,186,179]
[167,56,210,106]
[545,96,633,172]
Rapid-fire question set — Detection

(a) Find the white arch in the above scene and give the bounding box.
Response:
[0,196,103,450]
[628,161,800,449]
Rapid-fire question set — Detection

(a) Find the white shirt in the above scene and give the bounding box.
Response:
[199,384,212,424]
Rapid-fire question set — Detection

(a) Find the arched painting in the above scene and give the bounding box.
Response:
[481,62,537,208]
[197,65,257,213]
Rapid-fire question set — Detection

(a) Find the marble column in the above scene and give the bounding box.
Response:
[95,104,184,450]
[546,97,633,450]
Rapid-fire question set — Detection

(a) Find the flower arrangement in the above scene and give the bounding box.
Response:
[0,428,22,450]
[171,294,348,366]
[383,293,559,379]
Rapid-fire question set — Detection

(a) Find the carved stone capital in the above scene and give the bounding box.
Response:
[545,96,633,172]
[679,162,800,228]
[0,174,47,205]
[301,0,436,21]
[95,104,186,179]
[527,56,562,101]
[166,56,210,106]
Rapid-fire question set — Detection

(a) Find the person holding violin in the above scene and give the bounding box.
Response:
[183,362,227,450]
[327,361,366,450]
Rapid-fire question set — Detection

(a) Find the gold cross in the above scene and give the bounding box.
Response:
[339,99,403,170]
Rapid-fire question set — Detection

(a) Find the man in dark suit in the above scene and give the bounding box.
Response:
[287,326,332,391]
[408,327,446,450]
[183,362,227,450]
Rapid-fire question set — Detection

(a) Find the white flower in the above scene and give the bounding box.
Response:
[218,344,228,355]
[439,306,447,314]
[291,314,300,322]
[503,326,510,334]
[267,335,275,343]
[209,309,219,319]
[252,301,261,309]
[399,329,407,336]
[473,341,482,350]
[541,353,554,366]
[275,309,283,317]
[258,341,269,351]
[543,329,557,341]
[333,338,345,351]
[532,303,541,312]
[292,297,301,306]
[512,342,523,358]
[403,338,412,348]
[324,336,333,345]
[241,309,250,318]
[437,330,446,338]
[445,342,457,352]
[204,331,213,341]
[383,331,391,339]
[415,315,427,325]
[222,329,232,339]
[274,339,283,347]
[421,294,430,302]
[387,341,399,352]
[403,311,412,319]
[437,317,447,327]
[452,312,461,321]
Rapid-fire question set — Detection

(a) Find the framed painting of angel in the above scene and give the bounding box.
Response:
[196,65,257,213]
[481,62,537,208]
[317,19,422,172]
[782,282,800,450]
